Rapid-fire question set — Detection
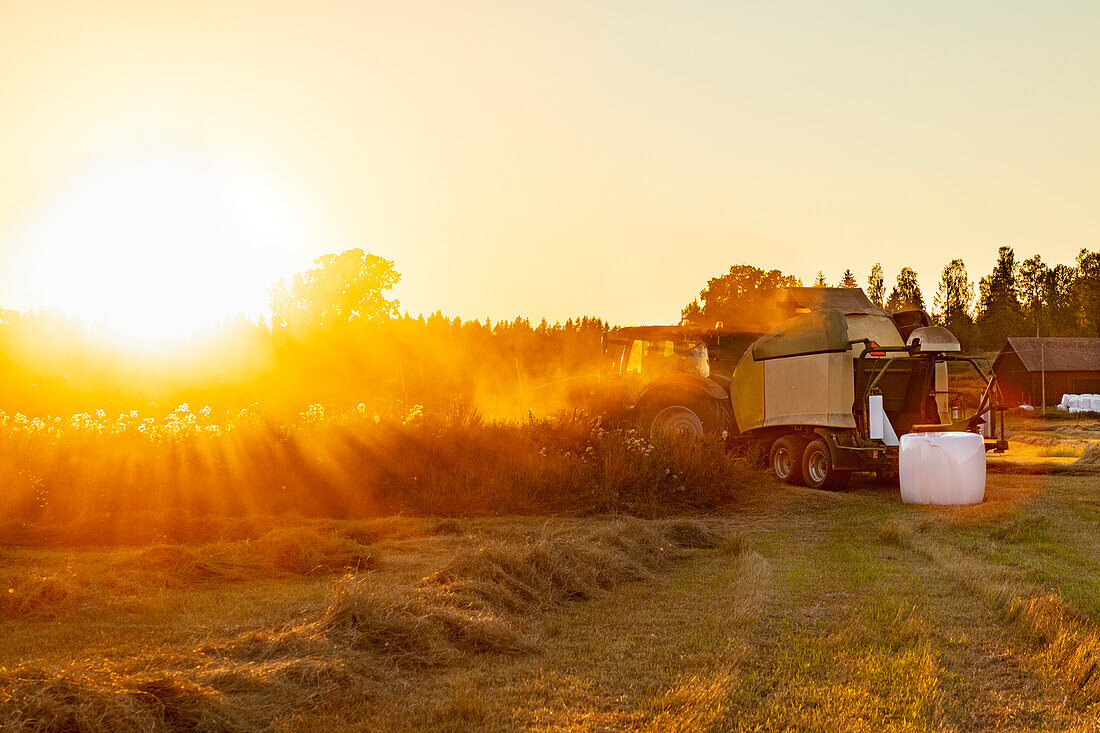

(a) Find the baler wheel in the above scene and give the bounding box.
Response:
[769,435,807,486]
[802,438,850,490]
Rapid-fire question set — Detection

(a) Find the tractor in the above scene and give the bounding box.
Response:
[589,287,1007,487]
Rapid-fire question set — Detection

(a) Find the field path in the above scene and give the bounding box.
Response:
[388,476,1100,732]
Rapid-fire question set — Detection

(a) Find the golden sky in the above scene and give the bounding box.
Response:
[1,0,1098,332]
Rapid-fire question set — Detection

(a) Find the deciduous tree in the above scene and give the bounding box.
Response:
[1075,248,1100,337]
[1016,254,1050,335]
[867,264,885,308]
[270,248,401,329]
[885,267,924,312]
[682,265,800,329]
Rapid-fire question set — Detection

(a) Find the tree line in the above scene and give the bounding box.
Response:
[2,245,1098,416]
[682,246,1100,352]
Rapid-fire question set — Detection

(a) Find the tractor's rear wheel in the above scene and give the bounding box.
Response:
[649,405,705,437]
[769,434,807,485]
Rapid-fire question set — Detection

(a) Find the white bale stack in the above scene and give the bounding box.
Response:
[1059,394,1100,414]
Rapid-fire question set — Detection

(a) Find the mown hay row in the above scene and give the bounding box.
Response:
[0,527,377,621]
[308,518,727,665]
[0,668,242,733]
[880,518,1100,706]
[1058,443,1100,474]
[1,518,730,732]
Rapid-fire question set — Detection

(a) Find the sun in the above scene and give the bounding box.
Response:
[10,148,314,347]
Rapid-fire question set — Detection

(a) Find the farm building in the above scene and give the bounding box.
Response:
[992,338,1100,406]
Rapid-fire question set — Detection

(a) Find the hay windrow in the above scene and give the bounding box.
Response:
[305,518,725,666]
[886,518,1100,707]
[1060,442,1100,474]
[112,527,377,587]
[0,667,241,733]
[0,527,380,621]
[1,518,729,730]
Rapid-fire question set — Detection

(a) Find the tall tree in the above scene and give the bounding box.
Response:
[867,264,886,308]
[1046,263,1079,337]
[682,265,801,329]
[813,271,828,286]
[932,259,974,347]
[1075,248,1100,337]
[269,248,401,329]
[885,267,925,312]
[975,245,1022,349]
[838,269,858,288]
[1016,254,1050,335]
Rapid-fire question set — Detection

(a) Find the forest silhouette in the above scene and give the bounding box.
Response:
[2,244,1100,418]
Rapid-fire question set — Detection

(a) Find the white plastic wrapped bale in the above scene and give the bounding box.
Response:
[1063,394,1100,412]
[899,432,986,505]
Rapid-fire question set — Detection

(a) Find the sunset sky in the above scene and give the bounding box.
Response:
[1,1,1097,334]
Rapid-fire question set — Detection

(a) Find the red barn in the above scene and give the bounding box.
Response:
[993,338,1100,407]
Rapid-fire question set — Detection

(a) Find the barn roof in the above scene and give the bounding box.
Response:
[999,338,1100,373]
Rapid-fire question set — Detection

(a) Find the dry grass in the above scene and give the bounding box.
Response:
[320,579,534,662]
[1062,442,1100,473]
[118,526,377,582]
[299,518,720,665]
[6,466,1099,731]
[1036,445,1083,458]
[885,516,1100,709]
[1004,593,1100,706]
[0,517,730,732]
[0,411,763,542]
[0,526,378,621]
[0,668,240,733]
[0,573,102,620]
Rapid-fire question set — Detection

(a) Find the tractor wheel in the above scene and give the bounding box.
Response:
[769,434,807,485]
[802,437,849,490]
[644,395,727,440]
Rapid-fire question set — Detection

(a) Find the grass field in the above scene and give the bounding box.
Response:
[3,463,1100,731]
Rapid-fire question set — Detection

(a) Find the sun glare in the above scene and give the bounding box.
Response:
[10,148,314,347]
